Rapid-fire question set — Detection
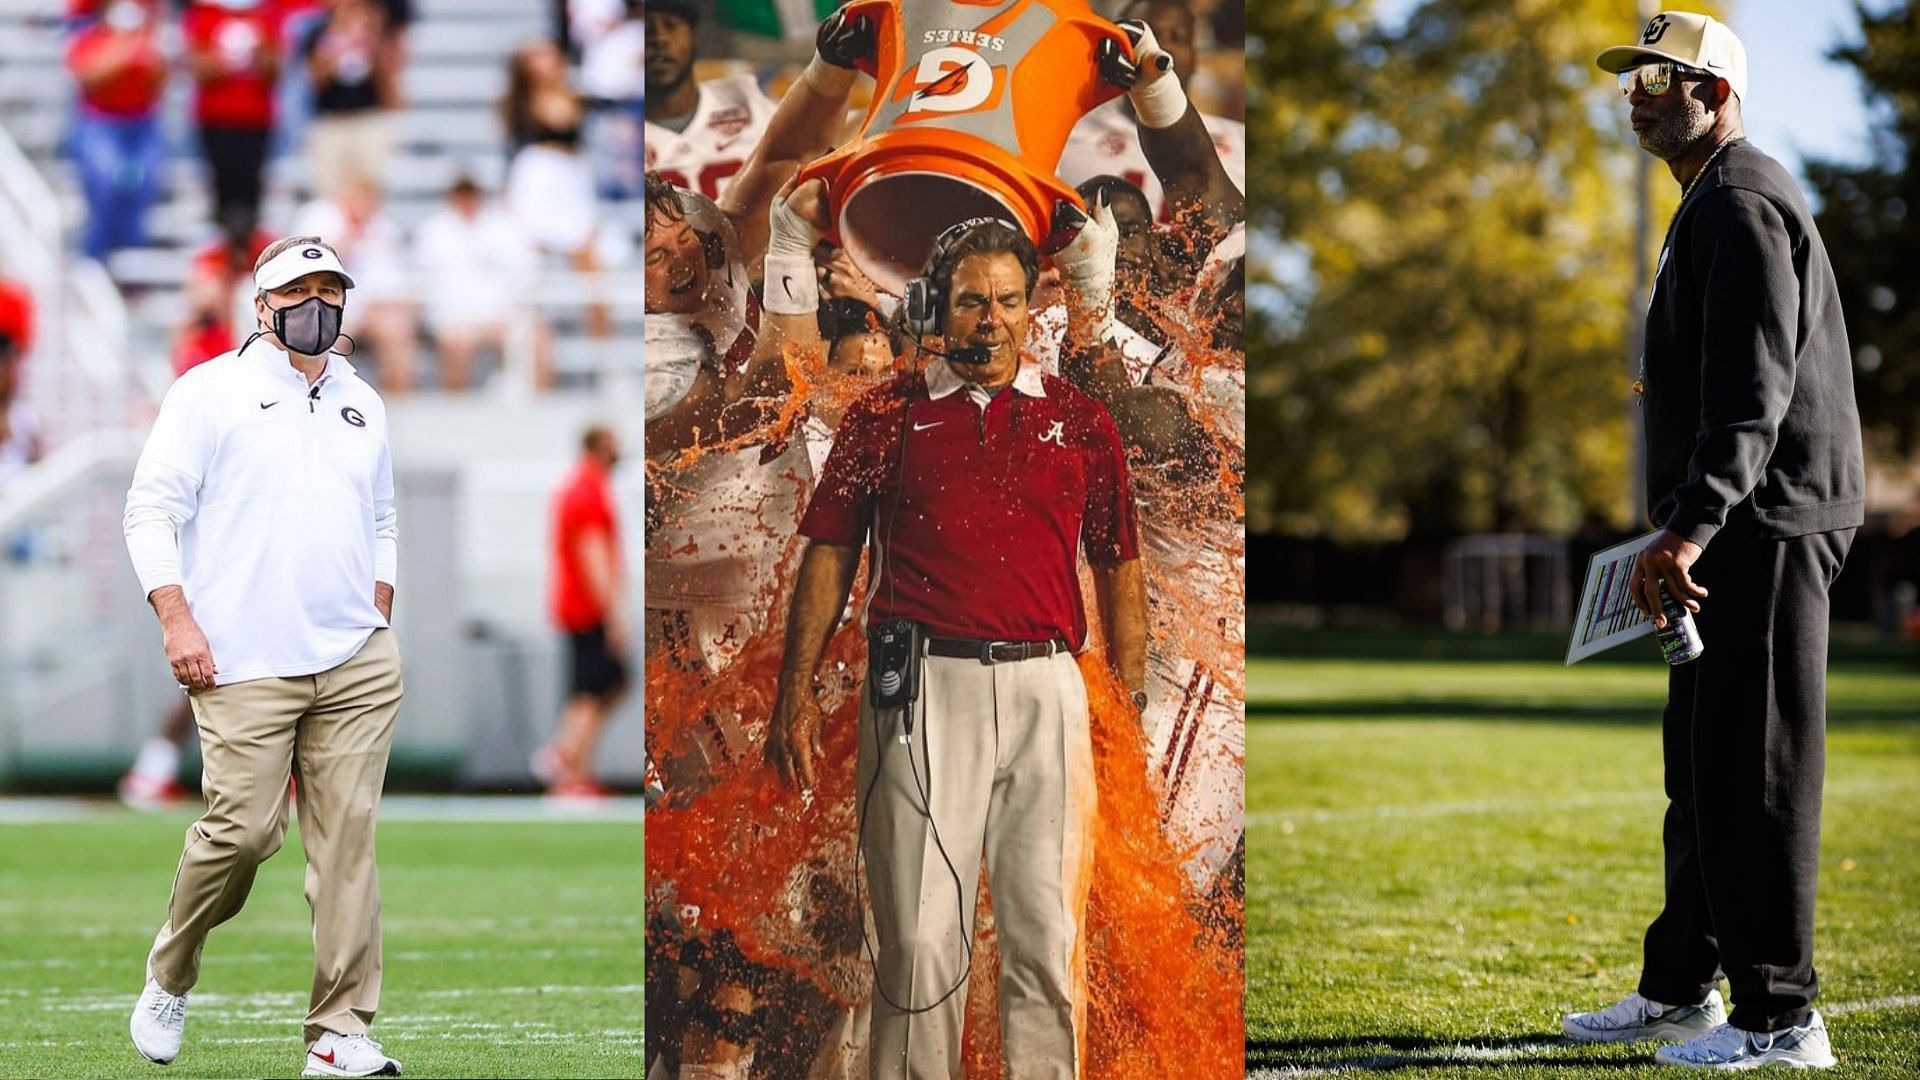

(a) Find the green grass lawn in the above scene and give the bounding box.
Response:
[0,812,642,1079]
[1246,628,1920,1078]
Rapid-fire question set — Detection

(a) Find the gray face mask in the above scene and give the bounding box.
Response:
[270,296,344,356]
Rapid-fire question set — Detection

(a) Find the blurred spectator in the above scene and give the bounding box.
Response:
[291,178,418,390]
[580,0,644,198]
[0,351,44,487]
[171,208,272,376]
[0,283,43,485]
[300,0,401,199]
[537,423,629,800]
[501,40,611,337]
[412,175,548,390]
[270,0,326,162]
[0,278,35,360]
[65,0,170,261]
[183,0,285,229]
[579,0,642,102]
[563,0,625,58]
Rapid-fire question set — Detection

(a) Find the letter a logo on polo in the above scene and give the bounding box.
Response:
[1039,420,1066,446]
[1642,14,1671,44]
[905,46,994,114]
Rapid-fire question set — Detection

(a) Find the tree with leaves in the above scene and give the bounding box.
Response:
[1248,0,1710,540]
[1808,2,1920,457]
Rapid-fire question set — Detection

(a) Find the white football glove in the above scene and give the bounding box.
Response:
[1052,193,1119,336]
[1120,20,1188,129]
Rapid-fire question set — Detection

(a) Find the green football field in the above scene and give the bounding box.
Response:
[0,803,642,1079]
[1245,628,1920,1078]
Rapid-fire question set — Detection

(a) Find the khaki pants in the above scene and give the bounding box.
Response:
[148,628,403,1047]
[304,111,393,200]
[860,651,1096,1080]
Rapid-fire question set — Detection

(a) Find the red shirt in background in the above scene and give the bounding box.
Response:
[799,361,1140,650]
[67,23,169,116]
[0,279,33,354]
[182,2,283,129]
[550,458,622,633]
[170,229,273,376]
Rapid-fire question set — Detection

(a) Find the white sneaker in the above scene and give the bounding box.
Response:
[129,977,188,1064]
[1563,988,1726,1043]
[303,1032,401,1077]
[1655,1013,1838,1070]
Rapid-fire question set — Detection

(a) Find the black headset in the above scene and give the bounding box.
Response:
[902,216,1038,336]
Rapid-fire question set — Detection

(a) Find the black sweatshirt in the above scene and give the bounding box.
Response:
[1641,138,1865,547]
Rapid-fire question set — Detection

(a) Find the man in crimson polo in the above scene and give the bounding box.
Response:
[768,211,1149,1079]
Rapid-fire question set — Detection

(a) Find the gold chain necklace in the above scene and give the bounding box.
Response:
[1677,135,1737,211]
[1633,136,1741,401]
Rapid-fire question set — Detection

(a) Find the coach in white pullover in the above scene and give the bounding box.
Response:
[124,236,404,1079]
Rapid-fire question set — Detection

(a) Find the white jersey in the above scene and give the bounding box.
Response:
[1056,97,1245,224]
[645,438,812,615]
[643,306,810,618]
[1137,485,1243,891]
[644,74,778,202]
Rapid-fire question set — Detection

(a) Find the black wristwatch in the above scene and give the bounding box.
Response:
[1130,690,1149,712]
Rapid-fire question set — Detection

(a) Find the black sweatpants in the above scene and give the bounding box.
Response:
[1637,527,1854,1033]
[197,125,270,229]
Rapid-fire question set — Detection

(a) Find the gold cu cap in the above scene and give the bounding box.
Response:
[1595,11,1747,102]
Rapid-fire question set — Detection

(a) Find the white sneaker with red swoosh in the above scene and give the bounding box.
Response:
[302,1033,401,1077]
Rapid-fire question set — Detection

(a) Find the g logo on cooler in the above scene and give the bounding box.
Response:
[905,47,994,114]
[341,406,366,427]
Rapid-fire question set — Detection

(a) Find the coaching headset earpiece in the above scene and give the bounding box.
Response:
[903,216,1025,336]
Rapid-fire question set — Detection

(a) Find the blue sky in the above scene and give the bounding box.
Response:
[1731,0,1878,178]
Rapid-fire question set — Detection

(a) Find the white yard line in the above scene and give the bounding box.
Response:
[0,1032,643,1049]
[1826,994,1920,1017]
[1249,776,1916,829]
[1247,790,1654,827]
[22,984,642,1005]
[0,795,645,825]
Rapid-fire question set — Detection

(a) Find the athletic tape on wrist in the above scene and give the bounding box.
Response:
[766,200,822,262]
[1131,72,1188,129]
[763,254,820,315]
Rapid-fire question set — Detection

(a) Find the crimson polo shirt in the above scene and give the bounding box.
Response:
[799,356,1139,650]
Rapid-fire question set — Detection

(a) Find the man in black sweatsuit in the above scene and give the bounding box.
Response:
[1565,11,1865,1071]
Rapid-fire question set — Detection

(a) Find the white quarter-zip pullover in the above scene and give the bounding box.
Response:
[124,337,397,685]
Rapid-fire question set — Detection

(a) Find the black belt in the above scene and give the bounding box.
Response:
[925,636,1069,664]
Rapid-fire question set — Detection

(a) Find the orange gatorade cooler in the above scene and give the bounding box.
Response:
[800,0,1132,294]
